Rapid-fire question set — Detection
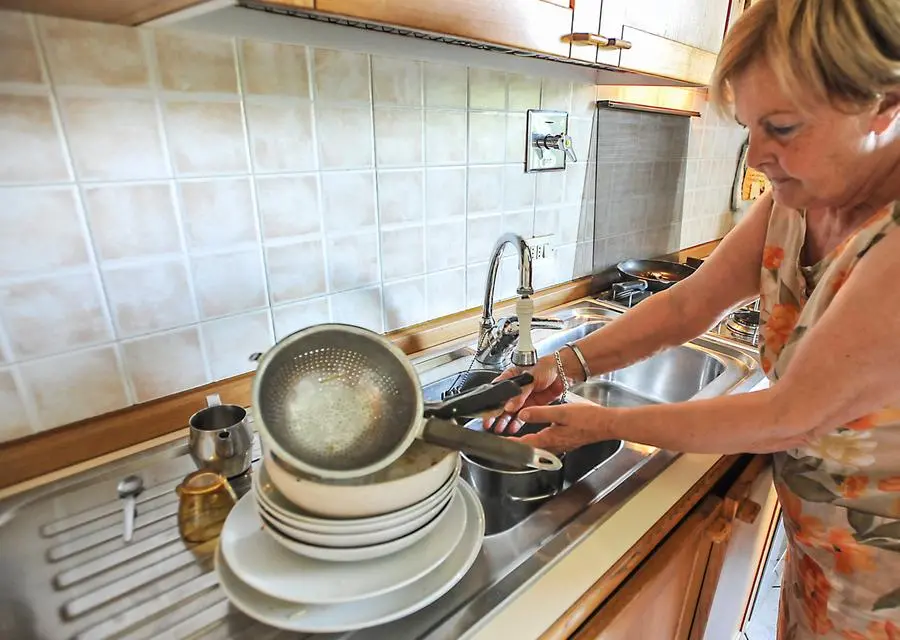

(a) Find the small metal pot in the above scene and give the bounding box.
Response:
[461,450,565,535]
[188,394,254,478]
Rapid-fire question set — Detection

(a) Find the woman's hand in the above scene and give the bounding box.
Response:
[516,403,617,454]
[485,355,565,434]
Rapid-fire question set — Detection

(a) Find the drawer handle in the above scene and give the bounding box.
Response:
[562,33,633,49]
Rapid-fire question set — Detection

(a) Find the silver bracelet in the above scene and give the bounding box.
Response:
[553,350,570,402]
[565,342,591,381]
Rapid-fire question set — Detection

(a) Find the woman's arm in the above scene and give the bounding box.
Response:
[519,220,900,454]
[571,192,772,376]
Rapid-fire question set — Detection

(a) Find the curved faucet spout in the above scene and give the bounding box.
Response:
[481,233,534,328]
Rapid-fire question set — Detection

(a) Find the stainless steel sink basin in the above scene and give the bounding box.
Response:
[0,298,763,640]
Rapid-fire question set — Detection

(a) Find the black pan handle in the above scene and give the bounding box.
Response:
[423,373,534,420]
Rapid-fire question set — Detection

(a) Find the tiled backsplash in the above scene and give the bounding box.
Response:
[0,10,740,443]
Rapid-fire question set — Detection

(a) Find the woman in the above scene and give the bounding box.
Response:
[489,1,900,637]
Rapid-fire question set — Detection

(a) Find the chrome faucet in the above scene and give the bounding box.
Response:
[475,233,564,368]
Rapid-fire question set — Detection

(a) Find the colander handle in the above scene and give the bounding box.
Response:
[422,419,562,471]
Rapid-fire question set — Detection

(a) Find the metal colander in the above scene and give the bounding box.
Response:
[252,324,423,478]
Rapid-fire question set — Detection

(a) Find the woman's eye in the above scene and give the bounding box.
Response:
[766,123,798,137]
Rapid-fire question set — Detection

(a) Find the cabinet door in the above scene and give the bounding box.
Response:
[572,495,722,640]
[312,0,575,57]
[595,0,731,84]
[0,0,214,24]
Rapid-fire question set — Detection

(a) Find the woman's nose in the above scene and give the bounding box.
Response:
[745,132,772,170]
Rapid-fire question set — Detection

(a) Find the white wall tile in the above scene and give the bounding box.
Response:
[0,13,44,85]
[314,103,373,169]
[536,171,565,206]
[155,31,237,94]
[164,100,248,176]
[0,187,90,278]
[103,259,196,338]
[327,232,380,291]
[240,40,310,98]
[60,97,168,181]
[330,286,383,333]
[426,268,466,318]
[383,277,427,330]
[503,165,535,211]
[245,100,316,173]
[503,210,533,239]
[541,79,571,111]
[506,113,527,164]
[381,226,424,281]
[468,68,506,110]
[425,110,466,165]
[372,56,422,107]
[0,272,112,359]
[374,107,423,167]
[191,249,267,319]
[424,62,467,109]
[377,169,424,224]
[426,167,466,220]
[202,310,273,380]
[272,297,330,340]
[0,369,32,441]
[467,166,504,215]
[20,346,128,429]
[320,171,376,232]
[256,174,320,239]
[313,48,370,103]
[468,112,506,164]
[466,214,504,263]
[265,239,326,304]
[507,74,541,111]
[0,94,70,184]
[466,263,488,307]
[84,183,181,261]
[426,220,465,272]
[179,178,257,251]
[122,328,206,402]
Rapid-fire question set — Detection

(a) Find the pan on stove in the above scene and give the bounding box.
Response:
[616,259,697,292]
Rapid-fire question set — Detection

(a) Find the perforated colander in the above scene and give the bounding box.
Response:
[252,324,562,480]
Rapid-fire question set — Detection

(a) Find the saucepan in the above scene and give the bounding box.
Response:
[252,324,563,480]
[616,259,696,292]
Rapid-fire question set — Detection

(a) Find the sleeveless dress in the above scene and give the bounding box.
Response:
[759,200,900,639]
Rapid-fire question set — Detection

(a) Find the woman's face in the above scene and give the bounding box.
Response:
[731,60,897,211]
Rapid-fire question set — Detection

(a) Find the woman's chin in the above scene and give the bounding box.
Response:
[770,180,811,210]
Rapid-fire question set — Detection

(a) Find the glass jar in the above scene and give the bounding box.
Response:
[175,470,237,543]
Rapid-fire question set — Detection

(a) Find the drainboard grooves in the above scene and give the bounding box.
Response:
[46,492,178,545]
[63,547,206,619]
[119,586,224,640]
[55,529,182,588]
[41,477,183,538]
[49,503,179,561]
[73,572,218,640]
[190,610,262,640]
[156,598,231,639]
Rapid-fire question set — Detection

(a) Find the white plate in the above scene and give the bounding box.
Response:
[256,487,454,547]
[260,492,452,562]
[220,489,467,604]
[215,482,485,632]
[254,461,459,534]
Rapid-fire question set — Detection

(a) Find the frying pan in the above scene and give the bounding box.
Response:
[252,324,562,480]
[616,259,696,291]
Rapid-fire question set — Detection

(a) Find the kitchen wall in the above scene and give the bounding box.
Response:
[0,10,739,443]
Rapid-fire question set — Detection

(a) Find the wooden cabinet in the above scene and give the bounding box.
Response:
[567,0,731,84]
[565,456,770,640]
[0,0,229,25]
[309,0,576,57]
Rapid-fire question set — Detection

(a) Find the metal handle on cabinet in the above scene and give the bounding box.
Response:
[561,33,633,49]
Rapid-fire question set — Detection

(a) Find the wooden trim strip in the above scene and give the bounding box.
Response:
[0,277,594,491]
[539,454,743,640]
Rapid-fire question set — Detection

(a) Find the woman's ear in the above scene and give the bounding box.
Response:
[872,89,900,135]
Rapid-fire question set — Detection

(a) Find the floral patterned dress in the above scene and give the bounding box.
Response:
[759,200,900,639]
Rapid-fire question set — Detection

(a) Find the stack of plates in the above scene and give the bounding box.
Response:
[215,454,485,632]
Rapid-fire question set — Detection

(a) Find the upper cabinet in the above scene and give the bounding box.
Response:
[309,0,576,58]
[0,0,238,25]
[567,0,732,84]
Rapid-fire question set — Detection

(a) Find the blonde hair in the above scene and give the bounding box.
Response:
[711,0,900,111]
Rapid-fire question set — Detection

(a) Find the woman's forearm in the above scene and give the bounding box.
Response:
[604,388,807,454]
[574,285,721,377]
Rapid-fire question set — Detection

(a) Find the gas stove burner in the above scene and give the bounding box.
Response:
[725,309,761,345]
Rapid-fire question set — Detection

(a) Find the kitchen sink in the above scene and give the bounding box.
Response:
[0,299,763,640]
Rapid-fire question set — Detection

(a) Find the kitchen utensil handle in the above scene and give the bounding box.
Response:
[508,488,561,503]
[422,419,562,471]
[122,496,135,542]
[423,373,535,420]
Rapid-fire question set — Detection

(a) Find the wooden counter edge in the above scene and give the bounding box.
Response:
[538,453,744,640]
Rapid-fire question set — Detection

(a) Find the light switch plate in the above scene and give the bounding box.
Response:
[525,109,569,173]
